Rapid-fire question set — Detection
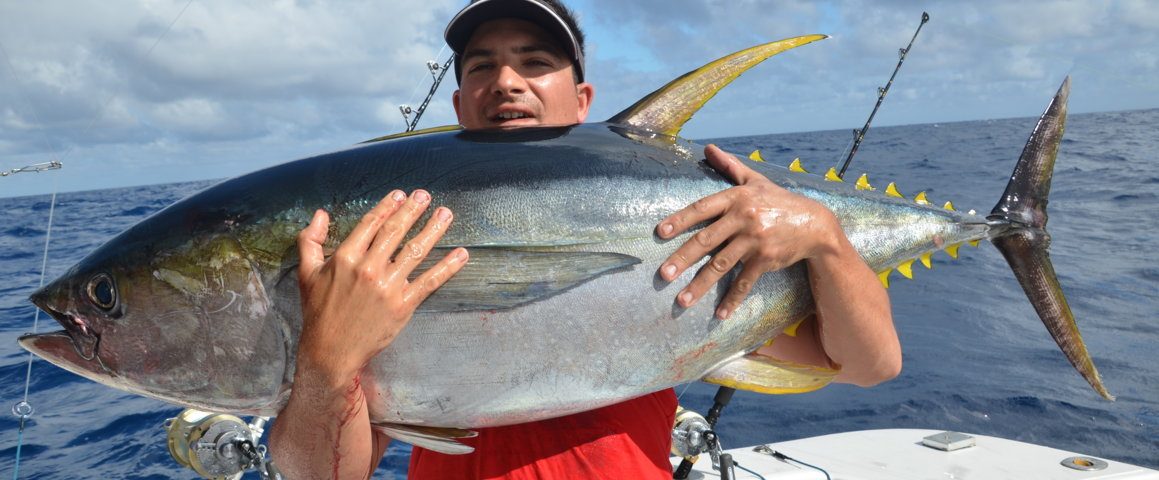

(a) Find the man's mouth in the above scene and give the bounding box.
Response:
[494,111,531,121]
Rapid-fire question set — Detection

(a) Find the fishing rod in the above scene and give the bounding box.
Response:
[1,161,62,177]
[399,55,455,132]
[836,11,930,179]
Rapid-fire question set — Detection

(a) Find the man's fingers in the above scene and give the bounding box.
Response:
[370,190,432,260]
[403,247,469,305]
[340,190,407,256]
[393,207,454,273]
[715,266,763,320]
[704,144,759,185]
[658,217,739,282]
[297,209,330,277]
[656,189,730,240]
[675,241,747,308]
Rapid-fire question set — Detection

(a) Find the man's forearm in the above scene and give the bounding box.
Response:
[269,359,382,480]
[807,231,900,386]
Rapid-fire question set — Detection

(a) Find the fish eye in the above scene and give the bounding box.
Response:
[86,274,117,311]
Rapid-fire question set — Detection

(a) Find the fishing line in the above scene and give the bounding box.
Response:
[0,42,64,176]
[675,381,695,403]
[731,461,766,480]
[833,132,857,174]
[759,448,831,480]
[6,2,195,477]
[2,18,68,480]
[57,0,196,166]
[10,188,57,480]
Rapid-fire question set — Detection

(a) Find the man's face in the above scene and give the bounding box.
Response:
[453,18,594,129]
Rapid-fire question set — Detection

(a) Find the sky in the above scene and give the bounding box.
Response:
[1,0,1157,198]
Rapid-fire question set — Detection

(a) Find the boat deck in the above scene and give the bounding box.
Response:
[670,428,1158,480]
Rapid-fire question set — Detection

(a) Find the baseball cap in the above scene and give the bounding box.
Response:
[444,0,586,84]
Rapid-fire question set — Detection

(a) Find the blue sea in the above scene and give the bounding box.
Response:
[1,109,1157,478]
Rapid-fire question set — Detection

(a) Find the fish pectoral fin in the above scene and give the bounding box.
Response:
[372,423,478,455]
[414,248,641,312]
[702,352,838,395]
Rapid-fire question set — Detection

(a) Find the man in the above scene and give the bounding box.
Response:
[269,1,900,478]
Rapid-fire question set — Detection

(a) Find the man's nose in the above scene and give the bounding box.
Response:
[492,65,527,95]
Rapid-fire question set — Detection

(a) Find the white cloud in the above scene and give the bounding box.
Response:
[1,0,1157,198]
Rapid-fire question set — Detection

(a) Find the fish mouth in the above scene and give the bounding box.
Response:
[18,331,110,384]
[29,289,101,361]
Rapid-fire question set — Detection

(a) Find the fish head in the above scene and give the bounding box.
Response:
[21,226,292,415]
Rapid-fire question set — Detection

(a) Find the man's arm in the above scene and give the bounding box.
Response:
[655,145,900,386]
[269,190,468,479]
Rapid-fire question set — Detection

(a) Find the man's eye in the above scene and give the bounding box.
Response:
[467,63,493,74]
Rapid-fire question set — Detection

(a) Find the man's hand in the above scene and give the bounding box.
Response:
[656,144,842,319]
[296,189,468,375]
[655,145,899,386]
[271,189,468,480]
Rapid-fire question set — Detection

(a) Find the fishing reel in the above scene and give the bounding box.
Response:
[671,406,712,458]
[165,409,283,480]
[672,406,733,480]
[673,387,738,480]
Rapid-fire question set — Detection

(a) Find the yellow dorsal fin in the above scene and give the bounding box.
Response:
[824,167,843,182]
[749,150,765,162]
[877,269,891,288]
[914,191,930,205]
[855,173,875,191]
[360,124,463,144]
[943,201,956,211]
[608,35,828,137]
[885,182,904,198]
[969,239,980,247]
[945,243,961,259]
[920,252,933,269]
[896,259,915,279]
[789,157,808,173]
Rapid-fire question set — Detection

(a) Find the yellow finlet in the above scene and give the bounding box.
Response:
[824,167,843,182]
[885,182,904,198]
[920,252,933,269]
[969,239,981,247]
[749,150,765,162]
[945,243,961,259]
[943,201,956,211]
[788,157,808,173]
[914,191,930,205]
[896,259,915,279]
[607,35,829,137]
[783,318,804,337]
[855,173,875,191]
[877,269,891,288]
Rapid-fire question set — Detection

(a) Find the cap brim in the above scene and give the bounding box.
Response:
[445,0,584,82]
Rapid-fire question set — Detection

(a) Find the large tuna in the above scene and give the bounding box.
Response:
[20,35,1109,454]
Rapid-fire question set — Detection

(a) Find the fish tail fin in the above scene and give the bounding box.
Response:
[986,77,1112,400]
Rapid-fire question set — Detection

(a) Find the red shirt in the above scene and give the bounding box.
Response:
[408,389,677,479]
